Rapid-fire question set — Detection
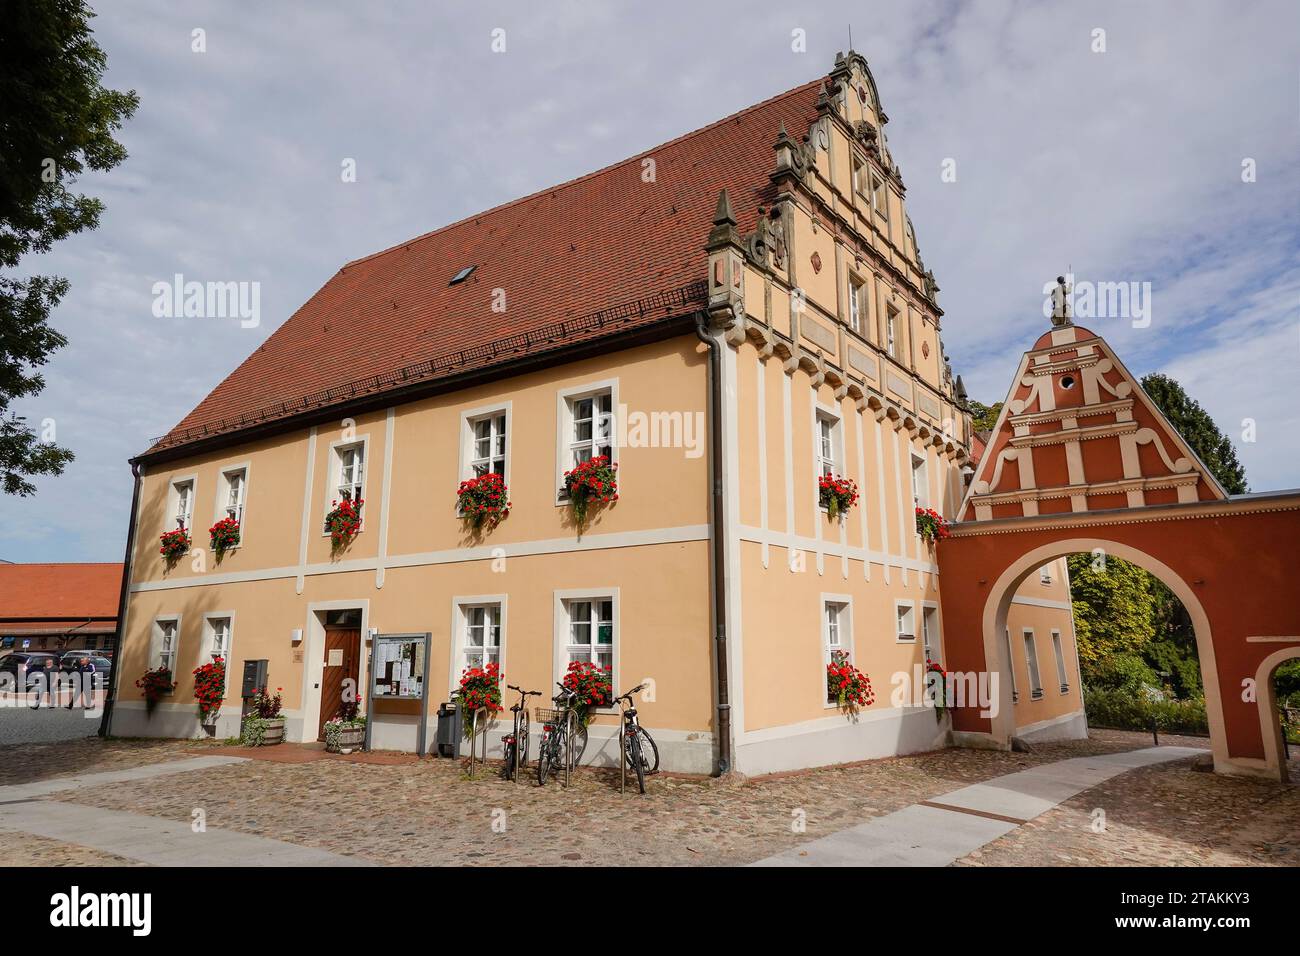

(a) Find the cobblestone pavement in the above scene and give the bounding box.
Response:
[0,702,104,747]
[2,729,1292,867]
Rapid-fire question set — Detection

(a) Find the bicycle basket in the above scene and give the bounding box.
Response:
[534,707,570,727]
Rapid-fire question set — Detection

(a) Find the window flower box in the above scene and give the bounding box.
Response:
[562,659,613,727]
[325,497,363,553]
[827,649,875,713]
[135,666,175,714]
[818,474,859,519]
[457,662,502,738]
[562,455,618,526]
[456,473,511,530]
[208,517,240,559]
[192,657,226,727]
[158,528,190,563]
[926,657,948,720]
[915,507,951,543]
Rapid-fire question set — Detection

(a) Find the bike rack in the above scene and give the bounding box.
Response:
[467,708,488,777]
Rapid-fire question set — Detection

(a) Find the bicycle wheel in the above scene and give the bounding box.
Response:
[518,727,529,768]
[502,740,516,780]
[570,723,588,765]
[536,736,552,786]
[634,726,660,775]
[627,733,646,794]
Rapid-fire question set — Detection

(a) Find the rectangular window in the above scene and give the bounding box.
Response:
[221,467,247,526]
[336,443,364,503]
[461,604,502,670]
[468,412,507,478]
[921,605,941,662]
[1051,630,1069,693]
[565,597,614,674]
[885,306,899,359]
[1005,626,1019,703]
[206,616,231,662]
[848,276,865,333]
[171,479,195,531]
[872,176,890,221]
[1039,563,1053,585]
[568,391,613,468]
[816,413,839,479]
[852,154,867,196]
[153,618,179,675]
[911,451,929,509]
[896,602,916,642]
[824,600,850,703]
[1023,630,1043,699]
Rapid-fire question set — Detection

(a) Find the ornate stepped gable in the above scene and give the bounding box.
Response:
[959,322,1227,521]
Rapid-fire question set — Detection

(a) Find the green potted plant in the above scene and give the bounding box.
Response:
[241,687,286,746]
[324,695,367,753]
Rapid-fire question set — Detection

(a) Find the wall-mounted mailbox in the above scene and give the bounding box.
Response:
[241,659,268,699]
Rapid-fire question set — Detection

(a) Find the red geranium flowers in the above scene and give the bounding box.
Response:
[456,472,511,530]
[563,455,618,526]
[818,474,859,519]
[827,649,875,712]
[914,507,951,543]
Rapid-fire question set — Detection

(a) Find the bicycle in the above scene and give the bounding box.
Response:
[613,683,659,794]
[535,683,581,786]
[501,683,541,781]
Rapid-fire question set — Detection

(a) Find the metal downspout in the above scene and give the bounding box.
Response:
[99,462,142,737]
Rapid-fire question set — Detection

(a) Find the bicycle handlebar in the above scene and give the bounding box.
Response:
[507,684,542,696]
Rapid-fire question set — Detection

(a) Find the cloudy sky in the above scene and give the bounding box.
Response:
[4,0,1298,562]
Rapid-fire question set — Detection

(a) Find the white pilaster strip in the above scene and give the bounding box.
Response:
[296,427,318,595]
[782,371,796,568]
[755,354,770,568]
[891,426,909,587]
[375,407,396,589]
[855,408,871,581]
[873,416,891,585]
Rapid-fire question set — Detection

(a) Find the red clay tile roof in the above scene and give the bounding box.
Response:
[147,79,824,456]
[0,563,123,621]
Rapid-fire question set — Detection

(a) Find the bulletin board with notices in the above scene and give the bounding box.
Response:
[370,633,429,700]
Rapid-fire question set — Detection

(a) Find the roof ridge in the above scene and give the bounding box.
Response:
[341,77,823,271]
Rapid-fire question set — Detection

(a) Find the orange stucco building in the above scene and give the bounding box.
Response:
[107,52,1085,774]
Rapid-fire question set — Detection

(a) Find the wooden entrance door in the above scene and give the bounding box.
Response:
[318,628,361,740]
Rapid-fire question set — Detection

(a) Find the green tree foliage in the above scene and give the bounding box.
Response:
[1067,554,1158,670]
[0,0,138,495]
[1140,373,1247,494]
[968,400,1002,433]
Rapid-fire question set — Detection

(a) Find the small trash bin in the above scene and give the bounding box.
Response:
[435,701,462,757]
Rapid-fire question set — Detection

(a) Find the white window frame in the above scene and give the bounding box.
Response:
[202,611,235,664]
[322,435,369,535]
[555,379,619,504]
[214,461,251,544]
[921,601,942,663]
[553,587,619,707]
[848,274,866,334]
[1023,628,1044,700]
[813,404,844,513]
[167,475,197,532]
[1005,625,1019,703]
[885,305,899,359]
[910,450,929,510]
[895,600,917,643]
[872,174,890,221]
[459,402,512,484]
[822,594,853,709]
[851,153,869,198]
[150,616,181,688]
[1051,629,1070,694]
[1040,561,1053,585]
[449,595,507,691]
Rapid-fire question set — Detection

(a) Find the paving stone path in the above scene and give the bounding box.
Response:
[0,757,370,867]
[752,747,1203,866]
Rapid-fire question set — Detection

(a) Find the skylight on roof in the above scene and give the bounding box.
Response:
[449,265,476,286]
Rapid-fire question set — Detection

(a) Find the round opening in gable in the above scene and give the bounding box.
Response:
[1060,375,1076,390]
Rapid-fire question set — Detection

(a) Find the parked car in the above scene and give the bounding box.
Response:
[57,653,114,686]
[0,652,58,686]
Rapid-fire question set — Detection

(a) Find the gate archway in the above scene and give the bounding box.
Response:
[938,320,1300,780]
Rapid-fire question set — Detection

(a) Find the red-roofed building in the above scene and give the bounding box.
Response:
[0,563,123,657]
[110,51,1085,773]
